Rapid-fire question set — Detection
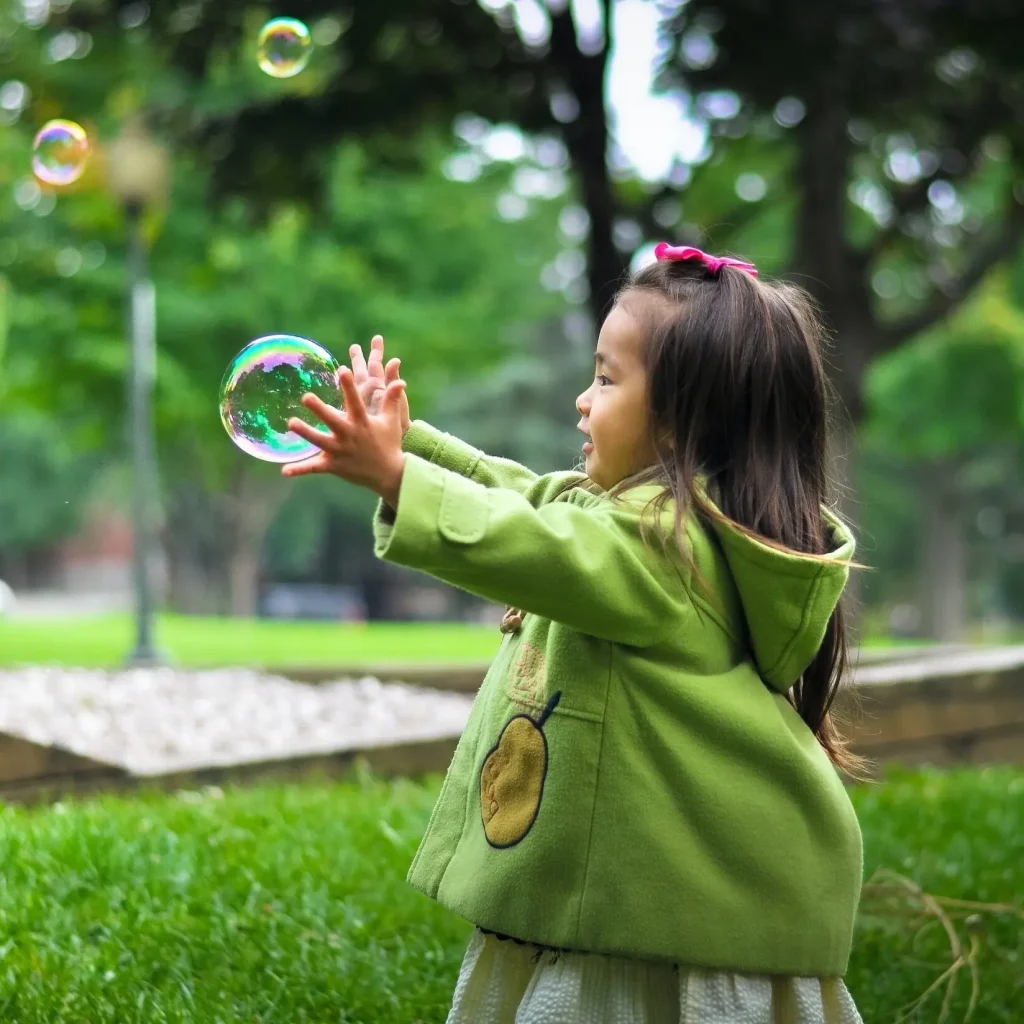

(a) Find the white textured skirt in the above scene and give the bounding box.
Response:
[445,928,864,1024]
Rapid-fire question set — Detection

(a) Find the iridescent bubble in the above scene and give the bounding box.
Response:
[219,335,341,463]
[257,18,312,79]
[32,119,89,187]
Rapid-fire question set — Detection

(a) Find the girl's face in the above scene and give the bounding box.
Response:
[576,303,662,490]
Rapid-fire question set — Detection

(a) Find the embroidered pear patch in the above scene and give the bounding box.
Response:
[479,691,561,849]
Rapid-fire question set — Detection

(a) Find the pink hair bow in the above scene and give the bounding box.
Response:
[654,242,758,278]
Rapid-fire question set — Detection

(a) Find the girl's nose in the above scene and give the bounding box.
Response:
[576,389,590,415]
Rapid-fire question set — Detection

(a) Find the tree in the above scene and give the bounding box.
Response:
[55,0,1024,629]
[2,130,567,613]
[23,0,1024,632]
[56,1,1024,390]
[861,275,1024,639]
[660,1,1024,403]
[3,3,576,615]
[0,90,110,575]
[0,410,99,579]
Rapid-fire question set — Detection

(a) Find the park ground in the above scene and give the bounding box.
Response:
[0,620,1021,1021]
[0,767,1019,1021]
[0,612,953,670]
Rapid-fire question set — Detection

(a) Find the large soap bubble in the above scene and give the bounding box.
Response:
[219,335,341,463]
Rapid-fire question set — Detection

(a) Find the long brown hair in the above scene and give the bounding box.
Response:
[602,255,871,779]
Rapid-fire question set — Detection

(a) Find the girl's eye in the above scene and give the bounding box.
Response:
[596,374,611,386]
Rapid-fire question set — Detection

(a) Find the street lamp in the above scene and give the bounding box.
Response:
[106,115,170,667]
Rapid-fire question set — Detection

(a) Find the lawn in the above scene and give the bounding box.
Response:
[0,611,939,671]
[848,768,1023,1022]
[0,613,502,669]
[0,767,1020,1022]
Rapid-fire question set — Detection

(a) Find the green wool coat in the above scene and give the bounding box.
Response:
[371,421,863,978]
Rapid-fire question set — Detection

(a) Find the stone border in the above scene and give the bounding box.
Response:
[1,735,458,806]
[3,645,1020,805]
[841,645,1024,772]
[260,644,973,692]
[268,662,490,692]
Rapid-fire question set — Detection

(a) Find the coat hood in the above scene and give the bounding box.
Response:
[703,503,855,693]
[618,481,856,693]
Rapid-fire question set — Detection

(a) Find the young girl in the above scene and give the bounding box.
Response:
[282,243,867,1024]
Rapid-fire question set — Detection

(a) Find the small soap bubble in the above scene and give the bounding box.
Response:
[219,335,341,464]
[31,119,89,186]
[257,18,312,78]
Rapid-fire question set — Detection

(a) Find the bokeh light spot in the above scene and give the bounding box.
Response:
[31,119,89,187]
[257,18,312,79]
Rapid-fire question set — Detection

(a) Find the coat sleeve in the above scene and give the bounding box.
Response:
[392,420,588,508]
[372,453,689,647]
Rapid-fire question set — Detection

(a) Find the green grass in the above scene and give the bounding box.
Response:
[0,768,469,1022]
[0,610,944,671]
[0,614,502,669]
[848,767,1024,1023]
[0,767,1020,1022]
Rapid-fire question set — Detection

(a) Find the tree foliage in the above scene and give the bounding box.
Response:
[0,2,569,600]
[0,409,97,551]
[4,0,1024,627]
[864,275,1024,461]
[46,0,1024,418]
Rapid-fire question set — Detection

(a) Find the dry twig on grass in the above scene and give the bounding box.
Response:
[860,868,1024,1023]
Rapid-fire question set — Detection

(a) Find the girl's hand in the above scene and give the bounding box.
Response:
[281,366,408,509]
[350,334,411,436]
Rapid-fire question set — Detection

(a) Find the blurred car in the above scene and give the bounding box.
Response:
[260,583,366,621]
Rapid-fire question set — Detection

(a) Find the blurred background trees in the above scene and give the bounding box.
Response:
[2,0,1024,640]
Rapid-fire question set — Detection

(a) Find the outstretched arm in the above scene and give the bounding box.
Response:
[373,454,688,647]
[399,420,587,509]
[280,377,681,646]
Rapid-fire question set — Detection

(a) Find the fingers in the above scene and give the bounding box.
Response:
[299,393,348,434]
[336,367,368,423]
[281,452,329,477]
[367,334,384,379]
[349,343,368,382]
[287,416,339,449]
[350,336,388,392]
[385,357,401,384]
[382,380,408,422]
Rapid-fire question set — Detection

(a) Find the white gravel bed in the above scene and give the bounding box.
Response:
[0,667,474,777]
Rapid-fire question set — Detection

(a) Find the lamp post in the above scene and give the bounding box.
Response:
[106,115,170,667]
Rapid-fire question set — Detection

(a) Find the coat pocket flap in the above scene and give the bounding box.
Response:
[438,473,489,544]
